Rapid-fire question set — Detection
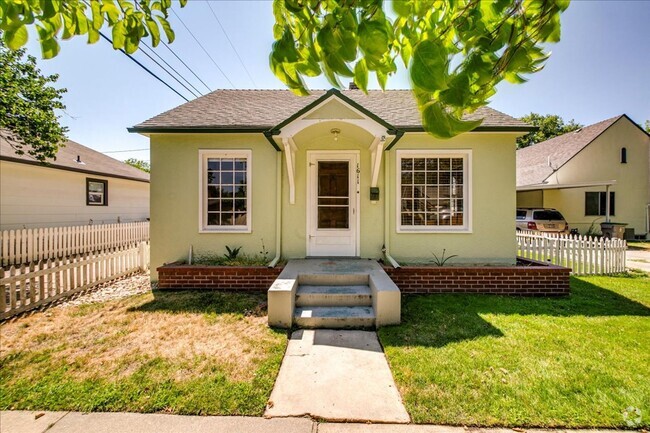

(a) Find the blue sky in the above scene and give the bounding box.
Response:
[23,0,650,163]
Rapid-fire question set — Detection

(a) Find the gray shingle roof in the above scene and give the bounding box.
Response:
[516,115,622,187]
[0,132,150,183]
[130,89,532,132]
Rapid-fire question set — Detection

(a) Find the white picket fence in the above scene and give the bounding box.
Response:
[1,242,150,320]
[0,222,149,266]
[517,230,627,275]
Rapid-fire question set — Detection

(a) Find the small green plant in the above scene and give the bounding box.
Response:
[224,246,242,260]
[431,249,458,266]
[259,239,269,262]
[586,218,602,237]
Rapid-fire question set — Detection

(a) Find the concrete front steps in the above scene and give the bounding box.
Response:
[268,259,401,329]
[294,284,374,328]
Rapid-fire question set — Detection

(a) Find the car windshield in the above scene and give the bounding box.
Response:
[533,210,564,221]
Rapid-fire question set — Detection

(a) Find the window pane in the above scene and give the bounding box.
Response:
[318,161,349,197]
[205,155,249,227]
[585,192,600,216]
[208,199,220,212]
[318,207,349,229]
[399,155,466,228]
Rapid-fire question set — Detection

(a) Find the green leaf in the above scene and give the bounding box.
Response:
[354,59,369,93]
[4,25,28,50]
[155,15,175,43]
[101,1,120,24]
[393,0,412,17]
[145,18,160,47]
[87,27,99,44]
[91,0,104,30]
[111,20,126,49]
[40,37,60,59]
[376,70,388,90]
[439,72,471,107]
[421,101,483,139]
[411,39,449,92]
[358,20,389,59]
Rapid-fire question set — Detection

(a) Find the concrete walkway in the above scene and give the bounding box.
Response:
[626,249,650,272]
[264,329,410,423]
[0,411,626,433]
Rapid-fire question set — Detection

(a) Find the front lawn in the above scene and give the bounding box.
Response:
[0,291,286,415]
[379,271,650,428]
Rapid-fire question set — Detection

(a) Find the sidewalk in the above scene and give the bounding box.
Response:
[626,249,650,273]
[0,411,628,433]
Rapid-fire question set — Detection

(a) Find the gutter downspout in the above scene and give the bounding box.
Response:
[268,151,283,267]
[383,147,400,269]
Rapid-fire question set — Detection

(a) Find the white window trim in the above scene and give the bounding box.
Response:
[198,149,252,233]
[396,149,472,233]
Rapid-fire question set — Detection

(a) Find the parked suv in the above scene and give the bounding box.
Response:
[516,208,569,233]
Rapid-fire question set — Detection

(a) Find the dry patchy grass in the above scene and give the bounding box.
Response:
[0,291,287,415]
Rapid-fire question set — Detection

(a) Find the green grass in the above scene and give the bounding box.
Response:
[379,271,650,428]
[0,291,287,415]
[628,241,650,251]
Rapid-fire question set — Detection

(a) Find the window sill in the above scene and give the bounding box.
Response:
[397,227,472,234]
[200,227,251,234]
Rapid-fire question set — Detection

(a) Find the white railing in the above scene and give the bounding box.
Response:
[517,230,627,275]
[0,222,149,266]
[1,241,150,320]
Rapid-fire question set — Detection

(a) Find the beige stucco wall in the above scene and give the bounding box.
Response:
[0,160,149,230]
[516,190,544,208]
[541,119,649,235]
[388,133,517,265]
[149,127,519,278]
[149,133,279,279]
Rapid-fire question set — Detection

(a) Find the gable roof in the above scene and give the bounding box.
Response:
[516,115,629,187]
[0,132,150,183]
[129,89,533,133]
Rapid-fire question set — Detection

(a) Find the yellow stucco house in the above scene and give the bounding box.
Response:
[0,132,150,230]
[130,89,537,280]
[516,115,650,239]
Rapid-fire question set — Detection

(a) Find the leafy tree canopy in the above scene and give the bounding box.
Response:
[516,112,582,148]
[0,36,68,162]
[1,0,569,140]
[645,120,649,133]
[124,157,150,172]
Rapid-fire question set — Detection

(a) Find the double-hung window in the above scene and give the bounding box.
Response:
[397,150,471,232]
[585,191,615,216]
[200,150,251,232]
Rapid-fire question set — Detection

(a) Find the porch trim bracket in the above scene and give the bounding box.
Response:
[369,136,383,189]
[282,137,298,204]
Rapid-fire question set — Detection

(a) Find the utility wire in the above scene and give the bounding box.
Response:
[160,41,213,93]
[98,32,190,102]
[205,2,257,88]
[131,0,213,93]
[137,41,201,98]
[104,148,150,153]
[170,8,235,88]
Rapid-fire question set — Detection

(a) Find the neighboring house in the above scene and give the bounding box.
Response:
[129,88,534,279]
[0,133,150,230]
[516,115,650,238]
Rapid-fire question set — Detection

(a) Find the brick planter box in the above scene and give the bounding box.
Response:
[157,258,569,296]
[383,258,570,296]
[157,263,283,291]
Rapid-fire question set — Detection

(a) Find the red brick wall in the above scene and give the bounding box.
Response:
[157,264,282,291]
[157,259,569,296]
[384,259,570,296]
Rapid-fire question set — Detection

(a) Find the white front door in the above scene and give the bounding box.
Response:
[307,151,359,257]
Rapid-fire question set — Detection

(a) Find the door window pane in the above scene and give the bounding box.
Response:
[317,161,349,229]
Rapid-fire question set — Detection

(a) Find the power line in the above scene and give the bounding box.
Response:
[131,0,212,93]
[205,2,257,88]
[137,42,201,98]
[170,8,235,88]
[160,41,213,93]
[98,32,190,102]
[104,148,150,153]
